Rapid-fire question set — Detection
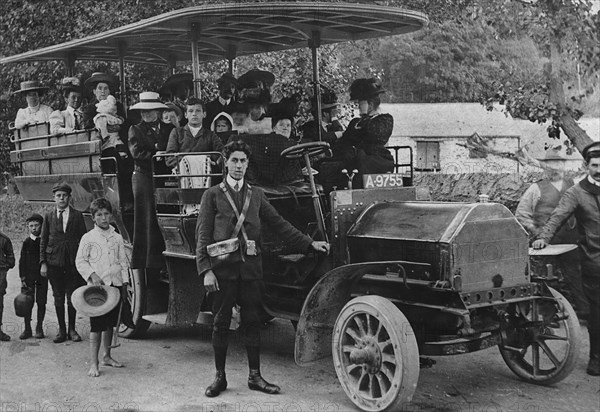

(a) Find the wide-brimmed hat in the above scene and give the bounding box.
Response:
[60,77,82,95]
[349,78,385,101]
[130,92,169,111]
[537,148,568,162]
[216,72,238,87]
[270,96,299,124]
[14,292,34,318]
[238,69,275,90]
[72,285,120,317]
[26,213,43,224]
[159,73,194,97]
[51,182,72,194]
[84,72,118,90]
[13,80,48,95]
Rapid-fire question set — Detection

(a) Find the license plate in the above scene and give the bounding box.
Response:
[363,173,404,189]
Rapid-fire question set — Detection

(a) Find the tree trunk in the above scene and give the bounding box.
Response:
[546,14,593,154]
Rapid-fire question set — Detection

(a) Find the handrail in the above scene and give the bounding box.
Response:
[385,145,414,182]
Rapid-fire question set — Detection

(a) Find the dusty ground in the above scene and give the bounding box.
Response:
[1,254,599,412]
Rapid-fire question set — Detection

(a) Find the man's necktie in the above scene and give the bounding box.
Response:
[58,210,64,233]
[233,181,240,192]
[74,110,82,130]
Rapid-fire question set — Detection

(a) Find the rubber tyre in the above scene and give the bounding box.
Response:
[118,259,151,338]
[332,296,419,412]
[499,286,581,385]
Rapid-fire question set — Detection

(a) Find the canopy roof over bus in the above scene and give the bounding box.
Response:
[0,2,428,66]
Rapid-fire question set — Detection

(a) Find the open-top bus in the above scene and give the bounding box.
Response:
[2,3,580,411]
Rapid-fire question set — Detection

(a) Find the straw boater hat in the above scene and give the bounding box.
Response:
[349,78,385,101]
[13,80,48,95]
[129,92,168,111]
[71,285,120,317]
[84,72,118,90]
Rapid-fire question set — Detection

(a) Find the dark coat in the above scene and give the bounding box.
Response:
[19,237,41,282]
[301,118,344,144]
[128,121,173,175]
[40,207,86,267]
[165,125,223,168]
[333,112,394,174]
[0,232,15,271]
[203,98,234,129]
[539,178,600,277]
[196,181,313,281]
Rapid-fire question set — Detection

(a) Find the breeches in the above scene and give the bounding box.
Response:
[22,277,49,306]
[47,265,85,307]
[583,276,600,357]
[211,279,263,348]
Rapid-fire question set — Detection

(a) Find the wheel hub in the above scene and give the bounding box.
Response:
[349,337,382,374]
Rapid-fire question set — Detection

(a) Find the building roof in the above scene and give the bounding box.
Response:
[382,102,599,160]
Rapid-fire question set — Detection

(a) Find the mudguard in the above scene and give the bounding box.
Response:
[294,261,408,365]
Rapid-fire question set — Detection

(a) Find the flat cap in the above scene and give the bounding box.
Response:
[51,182,72,194]
[582,141,600,160]
[26,213,43,224]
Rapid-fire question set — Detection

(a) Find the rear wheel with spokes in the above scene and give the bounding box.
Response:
[499,287,581,384]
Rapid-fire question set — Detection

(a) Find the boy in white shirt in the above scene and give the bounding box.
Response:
[76,198,129,377]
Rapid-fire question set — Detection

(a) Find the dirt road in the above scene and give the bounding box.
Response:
[1,264,598,412]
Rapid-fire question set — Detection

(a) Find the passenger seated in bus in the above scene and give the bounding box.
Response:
[203,72,238,129]
[327,78,394,190]
[300,87,344,144]
[49,78,84,135]
[230,101,249,132]
[161,102,182,129]
[165,97,223,168]
[237,69,274,134]
[158,72,193,126]
[82,72,127,129]
[238,106,303,187]
[210,112,237,145]
[13,80,53,129]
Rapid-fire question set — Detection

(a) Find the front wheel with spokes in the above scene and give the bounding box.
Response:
[499,287,581,385]
[332,296,419,412]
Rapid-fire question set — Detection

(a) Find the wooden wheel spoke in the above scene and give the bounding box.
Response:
[382,353,396,365]
[376,372,390,394]
[366,314,375,336]
[368,374,376,398]
[380,363,395,382]
[537,340,562,367]
[353,315,367,337]
[531,343,540,377]
[342,344,356,353]
[345,326,361,344]
[346,363,362,376]
[378,339,392,352]
[539,332,568,341]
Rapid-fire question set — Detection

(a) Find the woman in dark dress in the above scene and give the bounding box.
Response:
[332,78,394,189]
[127,92,171,270]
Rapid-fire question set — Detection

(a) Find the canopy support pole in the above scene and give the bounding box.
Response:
[227,45,237,75]
[65,52,76,77]
[117,41,127,111]
[309,31,322,142]
[190,22,202,99]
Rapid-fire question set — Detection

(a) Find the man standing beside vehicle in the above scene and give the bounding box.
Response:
[40,183,87,343]
[533,141,600,376]
[516,148,588,319]
[196,140,330,397]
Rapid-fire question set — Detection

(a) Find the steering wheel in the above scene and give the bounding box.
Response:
[280,141,331,160]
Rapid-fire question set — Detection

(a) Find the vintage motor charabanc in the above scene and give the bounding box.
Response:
[2,3,581,411]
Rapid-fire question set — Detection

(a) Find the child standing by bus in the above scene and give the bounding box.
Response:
[75,198,129,377]
[18,213,47,339]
